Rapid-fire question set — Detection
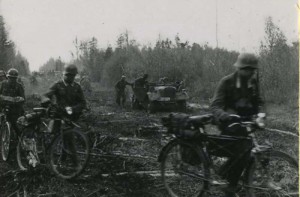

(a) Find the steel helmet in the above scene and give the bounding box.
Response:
[234,53,258,69]
[64,64,78,75]
[7,68,19,78]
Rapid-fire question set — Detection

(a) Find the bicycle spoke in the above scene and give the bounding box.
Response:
[50,129,90,179]
[246,150,298,197]
[161,141,208,197]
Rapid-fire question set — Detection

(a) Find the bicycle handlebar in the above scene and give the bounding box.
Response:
[0,95,25,103]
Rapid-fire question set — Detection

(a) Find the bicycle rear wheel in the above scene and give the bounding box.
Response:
[17,137,30,170]
[1,121,11,161]
[50,129,90,179]
[246,150,298,197]
[160,139,209,197]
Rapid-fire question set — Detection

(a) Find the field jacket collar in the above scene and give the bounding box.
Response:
[235,72,254,89]
[62,78,75,87]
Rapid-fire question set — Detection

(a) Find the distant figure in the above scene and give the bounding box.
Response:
[80,75,92,97]
[0,70,7,82]
[17,77,25,88]
[115,75,132,107]
[134,74,149,89]
[175,80,183,91]
[30,75,38,86]
[158,77,168,85]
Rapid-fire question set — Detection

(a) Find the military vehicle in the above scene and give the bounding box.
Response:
[132,82,188,113]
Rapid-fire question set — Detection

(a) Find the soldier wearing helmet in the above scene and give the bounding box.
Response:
[44,64,86,168]
[115,75,132,107]
[210,53,264,197]
[44,64,86,119]
[0,68,25,136]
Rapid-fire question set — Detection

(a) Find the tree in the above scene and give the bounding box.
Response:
[259,17,298,104]
[0,15,30,75]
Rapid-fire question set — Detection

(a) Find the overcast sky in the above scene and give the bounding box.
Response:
[0,0,298,71]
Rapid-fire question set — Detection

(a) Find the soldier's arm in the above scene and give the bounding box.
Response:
[42,83,59,105]
[44,83,58,99]
[17,84,25,103]
[253,79,264,113]
[72,85,87,113]
[0,82,3,95]
[210,79,231,123]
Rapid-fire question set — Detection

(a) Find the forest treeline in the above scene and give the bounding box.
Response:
[1,13,297,106]
[0,16,30,76]
[43,16,297,105]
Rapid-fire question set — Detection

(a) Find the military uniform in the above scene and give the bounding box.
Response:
[45,79,86,120]
[134,77,148,88]
[0,80,25,135]
[209,53,263,195]
[115,79,132,106]
[211,72,263,128]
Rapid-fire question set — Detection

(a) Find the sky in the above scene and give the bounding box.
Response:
[0,0,298,71]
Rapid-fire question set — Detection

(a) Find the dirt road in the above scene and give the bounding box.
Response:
[0,90,297,197]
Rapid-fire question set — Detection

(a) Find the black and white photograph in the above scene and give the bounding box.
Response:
[0,0,298,196]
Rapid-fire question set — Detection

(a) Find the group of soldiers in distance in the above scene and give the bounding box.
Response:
[0,52,266,197]
[114,73,184,108]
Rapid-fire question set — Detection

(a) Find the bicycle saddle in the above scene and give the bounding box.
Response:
[188,114,213,126]
[33,107,47,113]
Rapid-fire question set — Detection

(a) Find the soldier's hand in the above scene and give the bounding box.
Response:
[65,106,73,115]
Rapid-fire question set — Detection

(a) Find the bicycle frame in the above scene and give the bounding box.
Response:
[17,110,74,163]
[159,123,272,186]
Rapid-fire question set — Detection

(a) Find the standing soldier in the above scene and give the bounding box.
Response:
[0,70,7,82]
[0,68,25,136]
[80,74,92,97]
[44,64,86,168]
[134,74,149,89]
[115,75,132,107]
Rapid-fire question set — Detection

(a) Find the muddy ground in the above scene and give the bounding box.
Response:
[0,89,298,197]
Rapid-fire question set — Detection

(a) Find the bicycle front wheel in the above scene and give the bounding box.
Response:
[1,121,11,161]
[50,129,90,179]
[160,139,209,197]
[246,150,298,197]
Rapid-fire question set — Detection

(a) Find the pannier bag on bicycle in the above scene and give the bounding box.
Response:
[17,112,42,128]
[162,113,200,138]
[162,113,202,165]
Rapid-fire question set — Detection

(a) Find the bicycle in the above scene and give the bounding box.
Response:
[16,104,91,179]
[158,113,298,197]
[0,95,25,161]
[0,105,12,161]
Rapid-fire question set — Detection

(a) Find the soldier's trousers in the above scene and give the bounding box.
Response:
[218,123,253,187]
[60,131,78,165]
[116,91,126,106]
